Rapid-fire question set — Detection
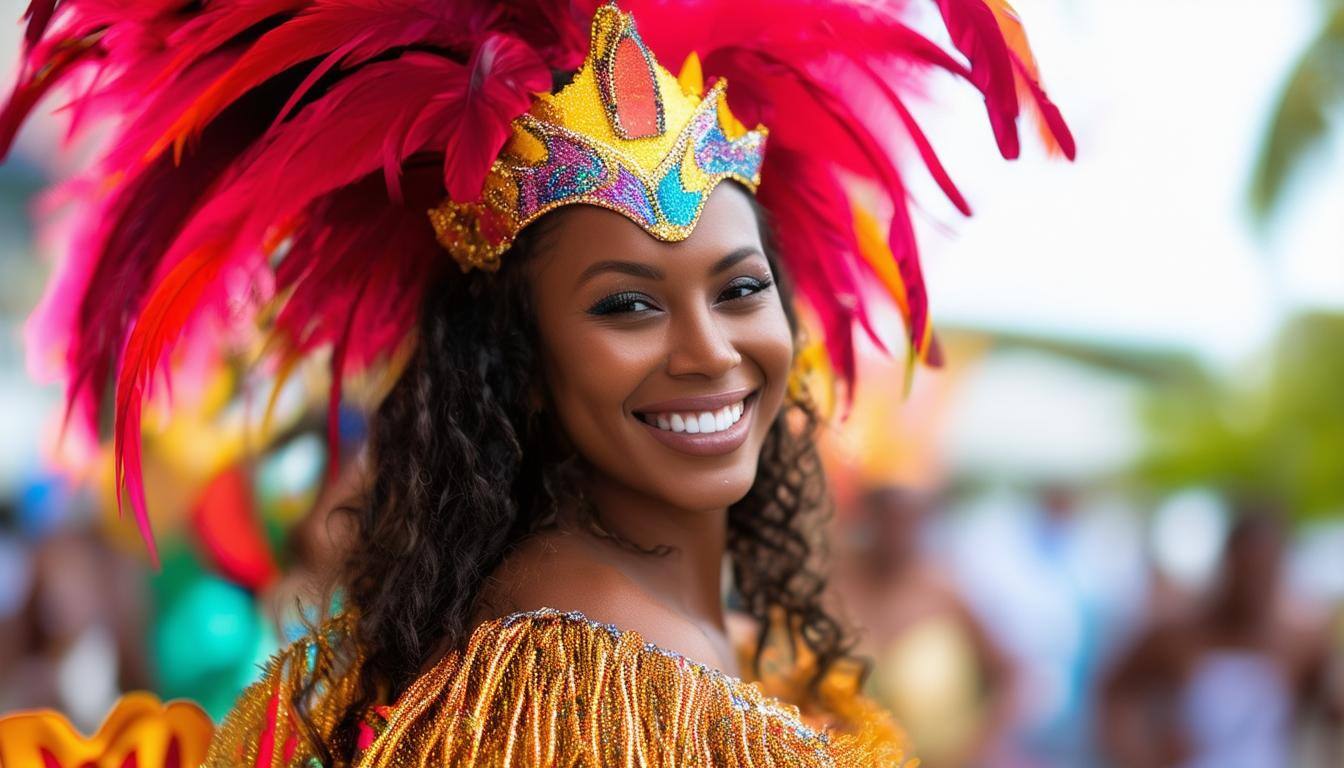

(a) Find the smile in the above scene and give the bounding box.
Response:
[637,400,745,434]
[632,391,757,457]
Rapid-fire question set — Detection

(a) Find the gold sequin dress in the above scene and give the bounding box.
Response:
[205,608,915,767]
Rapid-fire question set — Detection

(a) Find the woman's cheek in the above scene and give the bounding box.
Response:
[744,306,795,417]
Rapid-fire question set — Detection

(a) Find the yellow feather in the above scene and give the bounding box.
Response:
[677,50,704,97]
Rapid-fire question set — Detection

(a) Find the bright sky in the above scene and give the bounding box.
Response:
[908,0,1343,368]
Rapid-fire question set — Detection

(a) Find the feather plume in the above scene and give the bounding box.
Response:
[984,0,1075,158]
[111,46,546,550]
[22,1,59,49]
[4,0,1071,559]
[151,0,505,160]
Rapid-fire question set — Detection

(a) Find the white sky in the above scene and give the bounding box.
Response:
[907,0,1343,368]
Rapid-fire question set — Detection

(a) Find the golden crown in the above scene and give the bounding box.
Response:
[429,4,768,271]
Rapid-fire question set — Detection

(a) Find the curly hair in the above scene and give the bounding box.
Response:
[302,200,858,764]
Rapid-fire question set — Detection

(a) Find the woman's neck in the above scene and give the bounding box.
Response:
[568,477,729,631]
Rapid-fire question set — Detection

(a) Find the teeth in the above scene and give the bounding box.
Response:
[640,399,748,435]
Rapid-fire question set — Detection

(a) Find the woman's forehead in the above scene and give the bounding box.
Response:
[531,183,763,280]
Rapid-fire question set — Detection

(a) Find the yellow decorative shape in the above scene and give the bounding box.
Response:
[677,51,705,98]
[0,692,213,768]
[716,86,750,140]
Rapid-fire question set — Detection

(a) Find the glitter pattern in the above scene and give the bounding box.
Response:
[203,608,915,767]
[429,4,767,272]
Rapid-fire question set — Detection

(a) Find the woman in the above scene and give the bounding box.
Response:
[0,1,1071,765]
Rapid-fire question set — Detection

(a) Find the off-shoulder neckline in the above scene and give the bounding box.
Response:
[485,605,830,744]
[497,606,740,676]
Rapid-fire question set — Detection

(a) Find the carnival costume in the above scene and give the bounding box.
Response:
[0,0,1071,765]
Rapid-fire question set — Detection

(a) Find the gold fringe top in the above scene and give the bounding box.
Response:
[206,608,915,767]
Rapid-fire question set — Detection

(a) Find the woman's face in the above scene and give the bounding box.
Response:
[529,183,793,513]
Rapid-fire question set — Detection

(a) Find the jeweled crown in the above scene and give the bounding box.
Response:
[429,3,768,271]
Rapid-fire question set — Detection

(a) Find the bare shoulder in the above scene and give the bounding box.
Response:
[472,530,730,671]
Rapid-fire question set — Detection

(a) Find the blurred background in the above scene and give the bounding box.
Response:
[1,0,1342,765]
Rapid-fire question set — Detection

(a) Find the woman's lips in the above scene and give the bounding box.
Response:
[634,392,755,457]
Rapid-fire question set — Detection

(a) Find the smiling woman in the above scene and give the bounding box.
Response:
[0,0,1071,765]
[329,181,864,765]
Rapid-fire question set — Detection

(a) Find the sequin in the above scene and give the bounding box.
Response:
[656,160,702,226]
[428,5,767,272]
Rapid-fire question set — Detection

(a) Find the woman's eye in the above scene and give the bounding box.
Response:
[587,291,659,316]
[718,275,774,303]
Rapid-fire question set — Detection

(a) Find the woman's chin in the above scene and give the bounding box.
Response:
[648,466,759,513]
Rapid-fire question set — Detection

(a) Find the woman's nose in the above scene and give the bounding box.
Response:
[665,305,742,379]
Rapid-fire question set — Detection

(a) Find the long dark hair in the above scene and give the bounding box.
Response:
[305,200,857,764]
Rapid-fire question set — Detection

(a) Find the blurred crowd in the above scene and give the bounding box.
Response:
[4,467,1344,768]
[831,483,1344,768]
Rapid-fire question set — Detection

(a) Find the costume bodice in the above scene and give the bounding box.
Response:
[205,607,913,767]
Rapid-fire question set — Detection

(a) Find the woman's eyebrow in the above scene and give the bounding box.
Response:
[709,246,762,275]
[576,246,761,286]
[577,260,665,285]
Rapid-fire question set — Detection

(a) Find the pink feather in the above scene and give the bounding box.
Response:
[151,0,503,160]
[22,1,59,49]
[4,0,1072,561]
[109,47,545,545]
[412,33,553,201]
[933,0,1023,159]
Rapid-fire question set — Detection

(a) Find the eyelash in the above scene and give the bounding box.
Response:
[586,275,775,316]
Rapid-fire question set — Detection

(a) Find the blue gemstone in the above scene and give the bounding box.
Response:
[656,163,701,227]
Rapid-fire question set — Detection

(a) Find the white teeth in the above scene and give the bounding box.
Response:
[641,399,749,435]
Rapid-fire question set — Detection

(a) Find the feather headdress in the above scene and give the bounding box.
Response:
[2,0,1072,562]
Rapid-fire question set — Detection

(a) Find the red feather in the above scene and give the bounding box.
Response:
[27,50,276,442]
[151,0,501,161]
[933,0,1023,159]
[5,0,1073,561]
[191,466,279,591]
[22,1,60,49]
[272,179,445,467]
[414,34,553,201]
[108,47,545,539]
[115,241,231,568]
[0,31,102,158]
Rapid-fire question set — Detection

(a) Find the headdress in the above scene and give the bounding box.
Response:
[2,0,1073,562]
[430,5,766,271]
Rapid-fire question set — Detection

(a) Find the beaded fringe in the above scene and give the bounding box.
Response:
[205,609,915,767]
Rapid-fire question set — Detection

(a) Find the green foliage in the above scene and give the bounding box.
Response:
[1251,4,1344,219]
[1139,313,1344,520]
